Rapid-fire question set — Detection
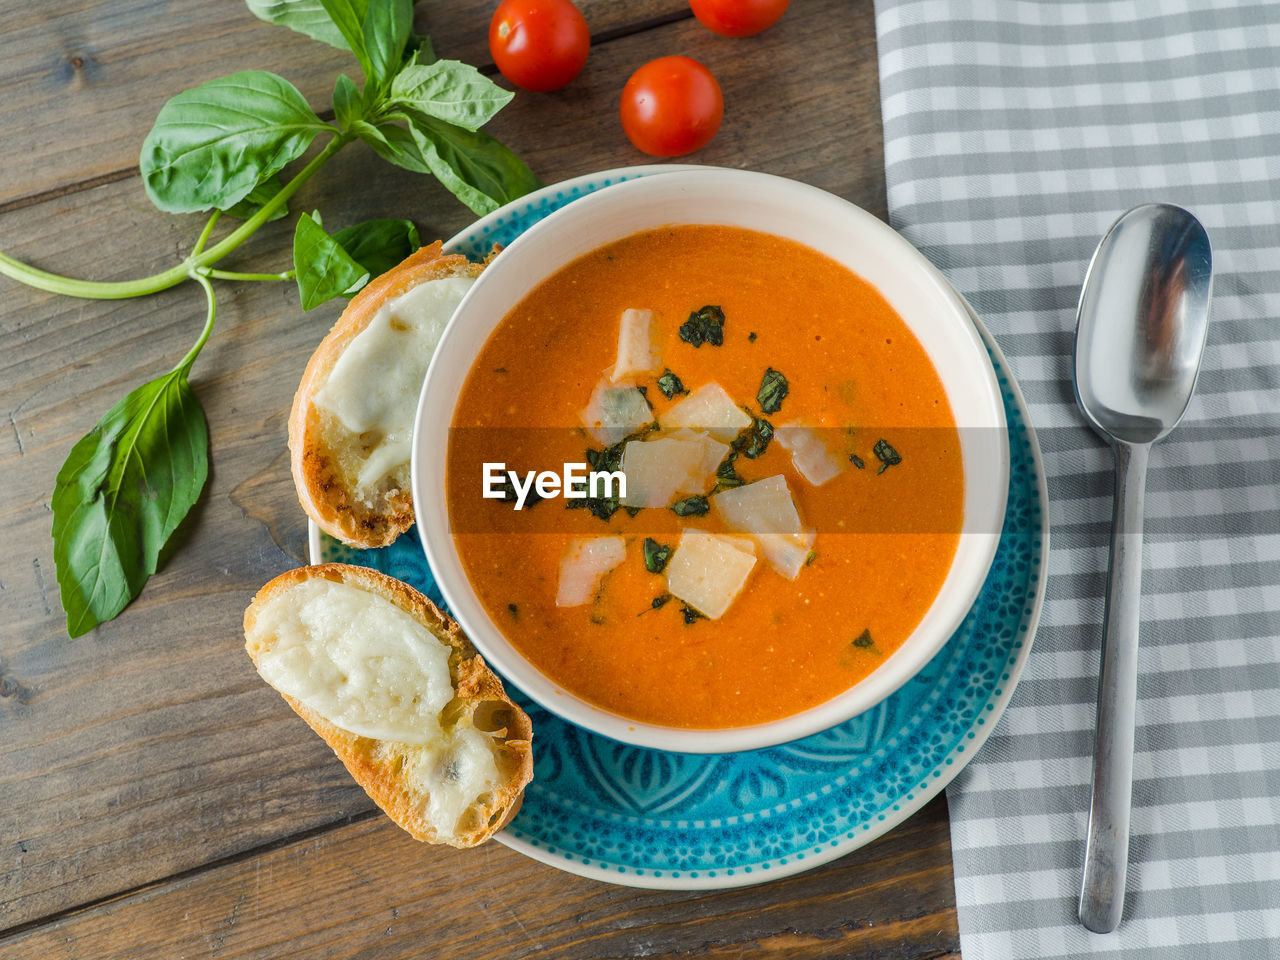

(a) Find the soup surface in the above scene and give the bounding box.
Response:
[447,225,963,728]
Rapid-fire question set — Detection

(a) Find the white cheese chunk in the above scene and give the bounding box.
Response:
[711,475,816,579]
[311,276,476,500]
[580,380,653,446]
[250,578,454,744]
[610,308,661,382]
[775,422,846,486]
[406,725,503,837]
[659,382,752,442]
[711,474,805,534]
[754,531,817,580]
[666,530,757,620]
[556,536,627,607]
[620,431,729,507]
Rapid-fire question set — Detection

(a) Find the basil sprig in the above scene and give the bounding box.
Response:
[3,0,538,636]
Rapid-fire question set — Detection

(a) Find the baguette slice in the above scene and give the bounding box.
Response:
[244,563,533,848]
[290,241,486,547]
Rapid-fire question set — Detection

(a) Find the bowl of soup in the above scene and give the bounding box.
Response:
[412,168,1008,753]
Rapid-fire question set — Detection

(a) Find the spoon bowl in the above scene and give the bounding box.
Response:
[1074,203,1212,933]
[1075,203,1213,443]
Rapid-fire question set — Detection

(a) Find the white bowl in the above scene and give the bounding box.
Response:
[412,168,1008,753]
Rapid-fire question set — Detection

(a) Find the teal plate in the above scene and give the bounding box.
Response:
[310,166,1049,890]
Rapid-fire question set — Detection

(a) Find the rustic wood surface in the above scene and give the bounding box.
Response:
[0,0,959,956]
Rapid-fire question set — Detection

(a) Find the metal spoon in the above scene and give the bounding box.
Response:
[1073,203,1212,932]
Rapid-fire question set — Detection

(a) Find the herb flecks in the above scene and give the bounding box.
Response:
[756,368,789,414]
[748,331,758,343]
[853,629,874,648]
[671,495,710,517]
[849,453,865,469]
[873,439,902,474]
[679,305,725,347]
[492,471,544,509]
[732,417,774,459]
[712,452,745,493]
[680,605,706,625]
[643,538,672,574]
[507,603,519,619]
[656,369,686,399]
[652,593,672,610]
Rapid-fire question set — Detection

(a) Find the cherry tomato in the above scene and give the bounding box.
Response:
[619,56,723,157]
[489,0,590,92]
[689,0,790,37]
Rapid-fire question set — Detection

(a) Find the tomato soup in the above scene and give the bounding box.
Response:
[447,226,963,728]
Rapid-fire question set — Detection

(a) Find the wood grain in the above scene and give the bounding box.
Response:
[0,0,944,955]
[0,0,691,211]
[1,799,958,959]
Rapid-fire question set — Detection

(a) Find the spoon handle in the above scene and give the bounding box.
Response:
[1079,440,1150,933]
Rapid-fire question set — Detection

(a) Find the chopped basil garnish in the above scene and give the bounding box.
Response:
[756,367,789,414]
[712,452,745,493]
[656,369,686,399]
[652,593,672,610]
[873,438,902,474]
[670,495,710,517]
[507,603,519,619]
[849,453,865,469]
[748,331,758,343]
[680,605,706,624]
[492,472,543,508]
[643,537,672,574]
[853,629,874,648]
[576,425,655,522]
[732,417,774,459]
[679,305,725,347]
[805,551,817,566]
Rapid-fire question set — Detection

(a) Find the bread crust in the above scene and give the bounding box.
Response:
[289,242,485,548]
[244,563,534,848]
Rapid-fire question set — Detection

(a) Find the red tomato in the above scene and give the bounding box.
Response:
[689,0,790,37]
[619,56,724,157]
[489,0,590,92]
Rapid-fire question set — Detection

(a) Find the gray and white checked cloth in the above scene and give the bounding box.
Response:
[872,1,1280,956]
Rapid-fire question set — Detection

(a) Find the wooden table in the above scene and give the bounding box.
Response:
[0,1,961,956]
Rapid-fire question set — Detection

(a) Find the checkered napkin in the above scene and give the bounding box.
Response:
[872,1,1280,956]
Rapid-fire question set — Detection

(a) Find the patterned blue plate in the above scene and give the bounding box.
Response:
[311,166,1049,889]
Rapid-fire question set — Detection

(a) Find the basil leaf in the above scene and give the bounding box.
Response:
[656,369,686,399]
[401,114,541,215]
[670,495,710,517]
[679,305,725,347]
[293,212,370,309]
[757,367,789,414]
[389,60,514,132]
[643,538,672,574]
[245,0,353,50]
[362,0,413,91]
[333,218,420,278]
[732,417,774,459]
[51,369,209,638]
[873,438,902,474]
[140,70,327,214]
[221,174,289,222]
[407,32,436,66]
[318,0,373,78]
[362,120,433,173]
[334,73,362,129]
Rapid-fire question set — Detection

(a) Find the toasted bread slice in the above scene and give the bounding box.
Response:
[244,563,533,848]
[290,241,485,548]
